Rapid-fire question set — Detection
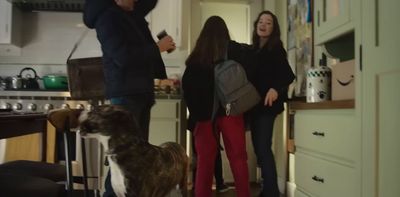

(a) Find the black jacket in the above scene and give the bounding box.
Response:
[83,0,167,99]
[182,41,252,122]
[248,43,295,115]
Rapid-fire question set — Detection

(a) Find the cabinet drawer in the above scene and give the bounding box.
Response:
[295,152,358,197]
[294,189,311,197]
[294,110,357,161]
[149,120,178,145]
[151,100,179,118]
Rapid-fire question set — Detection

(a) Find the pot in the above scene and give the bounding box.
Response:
[19,67,40,90]
[42,75,69,90]
[0,77,6,90]
[9,76,23,89]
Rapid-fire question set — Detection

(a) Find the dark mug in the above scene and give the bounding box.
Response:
[157,30,174,53]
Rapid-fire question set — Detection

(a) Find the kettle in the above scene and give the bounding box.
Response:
[19,67,40,90]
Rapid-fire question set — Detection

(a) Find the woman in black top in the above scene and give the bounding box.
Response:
[247,11,295,197]
[182,16,251,197]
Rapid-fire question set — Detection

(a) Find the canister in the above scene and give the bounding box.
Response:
[306,66,331,103]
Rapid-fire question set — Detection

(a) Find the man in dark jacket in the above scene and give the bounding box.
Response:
[83,0,175,196]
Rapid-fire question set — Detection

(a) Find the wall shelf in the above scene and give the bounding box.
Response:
[288,99,354,110]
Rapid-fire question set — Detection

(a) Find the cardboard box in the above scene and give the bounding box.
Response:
[331,60,355,100]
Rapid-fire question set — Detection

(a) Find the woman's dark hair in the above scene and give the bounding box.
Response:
[252,10,283,50]
[185,16,231,68]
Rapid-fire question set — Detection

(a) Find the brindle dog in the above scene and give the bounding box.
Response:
[79,105,188,197]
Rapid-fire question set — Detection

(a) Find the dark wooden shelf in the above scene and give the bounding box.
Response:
[288,99,355,110]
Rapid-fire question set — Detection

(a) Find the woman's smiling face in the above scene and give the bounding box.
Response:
[256,13,274,38]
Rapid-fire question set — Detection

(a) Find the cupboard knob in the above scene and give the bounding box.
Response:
[44,104,54,111]
[1,103,12,109]
[312,175,324,183]
[12,103,22,110]
[27,103,37,111]
[312,131,325,137]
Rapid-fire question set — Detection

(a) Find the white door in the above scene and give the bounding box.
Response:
[149,0,182,47]
[361,0,400,196]
[200,2,250,44]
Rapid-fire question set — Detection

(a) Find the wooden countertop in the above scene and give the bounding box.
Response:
[288,99,355,110]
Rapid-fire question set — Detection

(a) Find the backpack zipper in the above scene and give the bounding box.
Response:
[225,103,231,116]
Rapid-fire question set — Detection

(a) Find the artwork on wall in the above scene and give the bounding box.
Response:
[287,0,313,97]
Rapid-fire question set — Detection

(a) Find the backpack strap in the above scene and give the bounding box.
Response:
[212,68,224,151]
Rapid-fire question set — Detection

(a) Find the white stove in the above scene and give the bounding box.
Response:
[0,90,95,113]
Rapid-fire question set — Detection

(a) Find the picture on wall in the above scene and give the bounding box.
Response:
[287,0,313,97]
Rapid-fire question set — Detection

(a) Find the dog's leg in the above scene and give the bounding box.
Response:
[108,156,127,197]
[179,176,188,197]
[179,160,189,197]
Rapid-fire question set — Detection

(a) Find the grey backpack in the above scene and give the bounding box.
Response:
[213,59,261,117]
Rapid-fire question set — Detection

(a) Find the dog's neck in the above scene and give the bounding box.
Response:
[97,135,112,154]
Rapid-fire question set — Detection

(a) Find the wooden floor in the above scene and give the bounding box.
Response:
[187,182,263,197]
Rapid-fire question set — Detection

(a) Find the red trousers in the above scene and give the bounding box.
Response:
[194,115,250,197]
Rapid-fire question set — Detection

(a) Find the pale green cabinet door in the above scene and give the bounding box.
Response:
[149,120,178,146]
[0,0,11,44]
[314,0,353,44]
[295,189,311,197]
[361,0,400,197]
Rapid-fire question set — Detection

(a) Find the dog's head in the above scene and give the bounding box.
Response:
[79,105,137,137]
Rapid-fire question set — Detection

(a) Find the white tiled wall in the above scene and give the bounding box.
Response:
[0,12,101,65]
[0,11,187,77]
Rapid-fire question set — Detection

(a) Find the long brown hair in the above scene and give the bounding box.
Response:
[185,16,231,68]
[252,10,283,50]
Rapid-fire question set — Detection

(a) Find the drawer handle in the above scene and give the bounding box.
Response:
[312,131,325,137]
[312,175,325,183]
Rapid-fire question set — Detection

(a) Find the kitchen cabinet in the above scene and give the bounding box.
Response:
[292,109,360,197]
[0,0,21,56]
[360,0,400,197]
[148,99,186,147]
[201,0,251,3]
[292,0,400,196]
[314,0,356,45]
[147,0,182,48]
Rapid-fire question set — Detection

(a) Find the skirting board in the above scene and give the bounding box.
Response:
[278,177,286,194]
[286,182,296,197]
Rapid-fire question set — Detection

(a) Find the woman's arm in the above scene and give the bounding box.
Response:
[135,0,158,17]
[271,46,296,89]
[228,41,256,78]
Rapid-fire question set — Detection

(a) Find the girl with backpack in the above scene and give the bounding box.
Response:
[182,16,252,197]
